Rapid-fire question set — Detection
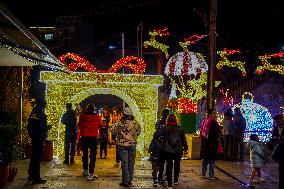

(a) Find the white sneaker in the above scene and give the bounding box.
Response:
[87,174,98,181]
[83,170,88,177]
[174,181,179,185]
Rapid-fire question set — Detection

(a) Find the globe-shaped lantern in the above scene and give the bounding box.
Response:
[233,92,273,142]
[164,51,208,76]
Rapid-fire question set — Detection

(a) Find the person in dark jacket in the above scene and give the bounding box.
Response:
[61,103,77,164]
[148,117,166,187]
[78,104,102,181]
[162,114,188,188]
[199,109,222,180]
[155,108,170,183]
[99,120,109,159]
[233,107,246,161]
[271,136,284,189]
[27,99,50,184]
[100,106,111,155]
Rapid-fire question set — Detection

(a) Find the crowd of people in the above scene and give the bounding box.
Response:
[26,99,284,189]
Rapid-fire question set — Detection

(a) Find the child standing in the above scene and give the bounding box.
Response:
[247,134,267,183]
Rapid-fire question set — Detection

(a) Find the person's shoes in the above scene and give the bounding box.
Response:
[153,180,158,187]
[128,181,133,186]
[174,180,179,185]
[87,174,98,181]
[158,177,165,183]
[257,178,266,183]
[201,175,207,179]
[32,178,46,184]
[70,157,75,164]
[167,185,172,189]
[209,176,220,180]
[119,182,129,187]
[27,176,33,182]
[83,170,89,177]
[63,159,69,164]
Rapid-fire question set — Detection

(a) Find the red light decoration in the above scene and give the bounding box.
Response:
[219,88,235,107]
[179,34,207,50]
[256,51,284,75]
[178,97,197,114]
[58,53,146,74]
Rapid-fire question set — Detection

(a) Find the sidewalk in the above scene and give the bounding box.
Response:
[3,147,279,189]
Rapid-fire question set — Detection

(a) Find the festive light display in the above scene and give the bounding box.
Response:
[165,51,207,76]
[216,48,246,76]
[178,97,197,114]
[59,53,146,74]
[256,51,284,75]
[169,83,177,99]
[40,71,163,157]
[143,27,170,59]
[178,34,207,50]
[219,88,235,107]
[233,92,273,142]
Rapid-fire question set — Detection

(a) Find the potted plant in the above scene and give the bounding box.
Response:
[0,111,21,188]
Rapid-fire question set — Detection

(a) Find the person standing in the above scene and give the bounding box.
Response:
[61,103,77,164]
[233,107,246,161]
[75,103,82,156]
[27,99,50,184]
[110,107,121,166]
[162,114,188,189]
[222,108,236,161]
[247,134,268,183]
[78,104,102,181]
[99,119,108,159]
[271,136,284,189]
[199,109,222,180]
[111,107,141,187]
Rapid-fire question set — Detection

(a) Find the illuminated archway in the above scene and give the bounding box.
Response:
[40,71,163,157]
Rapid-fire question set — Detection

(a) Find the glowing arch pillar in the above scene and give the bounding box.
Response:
[40,71,163,157]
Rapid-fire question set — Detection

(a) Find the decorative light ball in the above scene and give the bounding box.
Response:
[164,51,208,76]
[233,92,273,142]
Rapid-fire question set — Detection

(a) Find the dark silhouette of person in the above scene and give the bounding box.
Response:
[27,99,50,184]
[61,103,77,164]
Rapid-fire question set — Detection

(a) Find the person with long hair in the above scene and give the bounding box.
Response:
[162,114,188,189]
[78,104,102,181]
[110,107,121,166]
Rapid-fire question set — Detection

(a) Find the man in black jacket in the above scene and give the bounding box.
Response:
[27,99,49,184]
[61,103,77,164]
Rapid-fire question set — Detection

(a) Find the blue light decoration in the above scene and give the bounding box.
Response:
[233,92,273,142]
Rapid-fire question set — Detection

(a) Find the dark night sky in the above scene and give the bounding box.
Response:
[2,0,284,53]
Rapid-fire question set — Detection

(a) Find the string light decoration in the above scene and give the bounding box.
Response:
[219,88,235,107]
[143,27,170,59]
[233,92,273,142]
[178,34,207,50]
[164,51,207,76]
[169,83,177,99]
[40,71,163,157]
[178,97,197,114]
[216,48,246,76]
[256,51,284,75]
[59,53,146,74]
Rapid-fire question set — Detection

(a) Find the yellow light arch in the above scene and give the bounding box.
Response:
[40,71,163,157]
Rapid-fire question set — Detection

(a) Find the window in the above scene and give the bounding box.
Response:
[44,33,53,40]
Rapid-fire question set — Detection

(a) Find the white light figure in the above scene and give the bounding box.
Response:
[169,83,177,99]
[233,92,273,142]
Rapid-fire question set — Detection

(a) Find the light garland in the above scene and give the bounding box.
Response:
[58,53,146,74]
[143,27,170,59]
[40,71,163,157]
[219,88,235,107]
[178,34,207,50]
[216,48,246,76]
[256,51,284,75]
[233,92,273,142]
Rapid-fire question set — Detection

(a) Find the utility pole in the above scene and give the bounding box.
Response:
[206,0,217,113]
[137,21,143,58]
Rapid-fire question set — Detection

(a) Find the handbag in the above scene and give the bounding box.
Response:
[217,139,224,154]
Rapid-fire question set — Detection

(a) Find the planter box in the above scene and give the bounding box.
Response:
[177,113,197,134]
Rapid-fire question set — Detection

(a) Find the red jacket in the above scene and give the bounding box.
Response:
[78,114,101,137]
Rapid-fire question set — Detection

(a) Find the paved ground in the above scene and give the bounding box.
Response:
[3,146,279,189]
